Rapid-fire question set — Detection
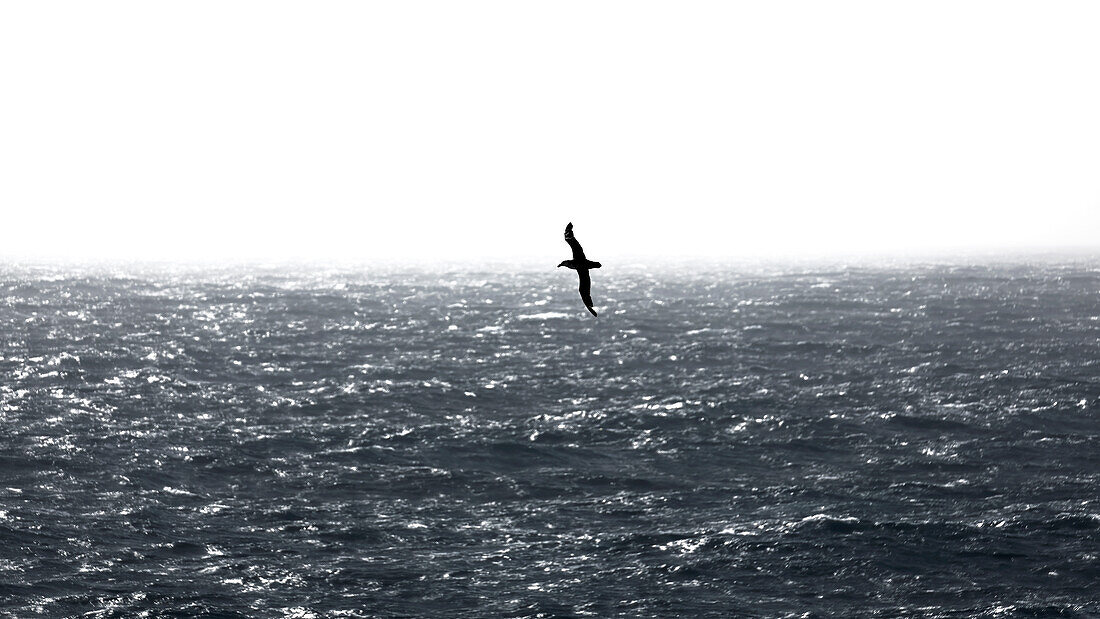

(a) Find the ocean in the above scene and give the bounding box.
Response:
[1,262,1097,617]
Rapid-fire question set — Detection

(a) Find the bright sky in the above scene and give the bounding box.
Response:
[2,1,1099,263]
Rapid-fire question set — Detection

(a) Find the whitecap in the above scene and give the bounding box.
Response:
[516,312,571,320]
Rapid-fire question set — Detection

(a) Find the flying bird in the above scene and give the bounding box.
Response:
[557,222,602,317]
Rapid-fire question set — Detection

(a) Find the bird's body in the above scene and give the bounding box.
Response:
[557,223,601,317]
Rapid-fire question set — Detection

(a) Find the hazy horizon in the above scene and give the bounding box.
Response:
[4,245,1099,273]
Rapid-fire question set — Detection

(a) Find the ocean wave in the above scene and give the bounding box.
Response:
[1,264,1098,617]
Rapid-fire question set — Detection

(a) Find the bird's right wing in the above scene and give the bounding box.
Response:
[565,222,586,261]
[578,269,597,317]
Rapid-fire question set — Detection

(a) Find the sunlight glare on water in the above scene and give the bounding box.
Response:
[0,262,1098,617]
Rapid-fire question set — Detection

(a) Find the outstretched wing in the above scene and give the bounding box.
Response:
[565,222,586,261]
[578,269,598,317]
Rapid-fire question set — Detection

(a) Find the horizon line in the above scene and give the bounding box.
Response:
[2,245,1099,270]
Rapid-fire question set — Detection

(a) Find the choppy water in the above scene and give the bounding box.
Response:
[1,262,1098,617]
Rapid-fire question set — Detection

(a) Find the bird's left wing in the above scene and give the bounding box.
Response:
[578,269,598,317]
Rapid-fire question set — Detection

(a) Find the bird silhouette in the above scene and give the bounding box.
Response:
[557,222,602,317]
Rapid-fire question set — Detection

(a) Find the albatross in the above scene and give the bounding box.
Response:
[557,222,602,317]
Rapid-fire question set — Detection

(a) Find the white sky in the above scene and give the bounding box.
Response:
[2,1,1099,263]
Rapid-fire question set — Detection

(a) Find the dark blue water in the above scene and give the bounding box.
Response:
[1,262,1098,617]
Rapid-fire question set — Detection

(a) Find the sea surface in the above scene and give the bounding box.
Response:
[1,261,1098,618]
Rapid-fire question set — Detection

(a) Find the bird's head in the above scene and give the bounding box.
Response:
[557,261,568,268]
